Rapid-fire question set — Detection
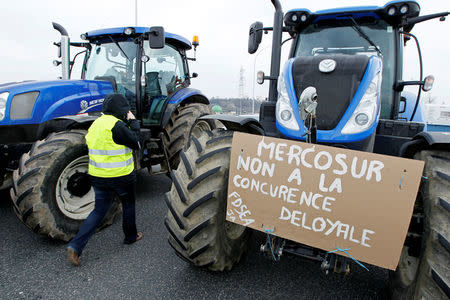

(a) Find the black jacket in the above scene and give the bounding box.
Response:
[90,93,140,186]
[102,93,140,150]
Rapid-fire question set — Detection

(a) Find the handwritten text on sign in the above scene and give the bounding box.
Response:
[226,132,424,270]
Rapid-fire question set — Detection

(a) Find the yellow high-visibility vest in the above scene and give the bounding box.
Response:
[85,114,134,177]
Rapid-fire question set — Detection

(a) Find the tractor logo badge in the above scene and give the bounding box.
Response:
[319,59,336,73]
[80,100,88,110]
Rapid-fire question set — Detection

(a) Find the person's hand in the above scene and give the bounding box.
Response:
[127,111,135,120]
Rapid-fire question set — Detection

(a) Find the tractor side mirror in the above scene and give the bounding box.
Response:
[256,71,265,84]
[149,26,165,49]
[422,75,434,92]
[299,87,318,121]
[248,21,263,54]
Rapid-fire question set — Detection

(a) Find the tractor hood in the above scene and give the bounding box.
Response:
[0,79,114,126]
[276,54,383,144]
[0,80,38,90]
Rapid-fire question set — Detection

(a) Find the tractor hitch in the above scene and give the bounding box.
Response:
[321,253,351,275]
[259,237,352,275]
[260,235,284,261]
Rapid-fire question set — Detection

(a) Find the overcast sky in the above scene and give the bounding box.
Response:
[0,0,448,102]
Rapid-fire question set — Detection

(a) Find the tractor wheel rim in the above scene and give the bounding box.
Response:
[56,155,94,220]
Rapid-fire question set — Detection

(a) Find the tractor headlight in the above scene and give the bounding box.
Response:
[387,6,397,16]
[124,27,135,35]
[341,73,381,134]
[355,113,369,126]
[10,92,39,120]
[280,110,292,121]
[400,4,409,14]
[276,74,299,130]
[0,92,9,121]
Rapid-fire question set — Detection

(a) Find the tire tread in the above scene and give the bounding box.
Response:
[163,129,249,271]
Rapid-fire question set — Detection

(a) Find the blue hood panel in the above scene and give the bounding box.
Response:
[0,80,38,90]
[0,80,114,125]
[277,55,383,143]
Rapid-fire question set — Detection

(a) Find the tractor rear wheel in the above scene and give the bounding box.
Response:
[165,129,250,271]
[10,130,120,241]
[389,150,449,299]
[162,103,215,170]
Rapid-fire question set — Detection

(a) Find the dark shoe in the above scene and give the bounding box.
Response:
[124,232,142,245]
[67,247,80,266]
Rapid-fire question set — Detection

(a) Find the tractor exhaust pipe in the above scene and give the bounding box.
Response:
[268,0,283,102]
[52,22,70,80]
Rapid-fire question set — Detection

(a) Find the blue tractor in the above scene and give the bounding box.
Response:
[164,1,449,298]
[0,24,215,241]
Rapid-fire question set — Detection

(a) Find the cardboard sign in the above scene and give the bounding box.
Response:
[226,132,424,270]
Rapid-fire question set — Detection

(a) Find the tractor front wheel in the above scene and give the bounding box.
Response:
[389,150,449,299]
[10,130,120,241]
[165,129,250,271]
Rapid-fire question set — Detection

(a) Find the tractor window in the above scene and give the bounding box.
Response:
[294,19,395,119]
[85,41,138,112]
[140,44,186,125]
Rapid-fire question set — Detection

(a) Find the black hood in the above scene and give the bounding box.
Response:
[102,93,130,121]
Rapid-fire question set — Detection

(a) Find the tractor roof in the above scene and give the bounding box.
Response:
[285,1,420,33]
[85,27,192,50]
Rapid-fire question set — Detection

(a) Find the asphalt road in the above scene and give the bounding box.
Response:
[0,170,389,299]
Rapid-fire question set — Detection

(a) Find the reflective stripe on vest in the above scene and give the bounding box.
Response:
[89,157,133,168]
[88,148,132,156]
[85,114,134,178]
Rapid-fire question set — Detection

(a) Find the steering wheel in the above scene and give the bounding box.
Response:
[107,65,131,82]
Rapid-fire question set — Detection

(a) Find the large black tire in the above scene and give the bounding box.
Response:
[389,150,449,299]
[10,130,120,241]
[162,102,215,169]
[165,129,250,271]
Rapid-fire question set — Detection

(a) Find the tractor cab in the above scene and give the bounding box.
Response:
[246,1,447,152]
[57,26,197,127]
[286,10,395,120]
[283,1,428,122]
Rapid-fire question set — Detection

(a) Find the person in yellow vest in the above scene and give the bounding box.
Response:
[67,93,142,266]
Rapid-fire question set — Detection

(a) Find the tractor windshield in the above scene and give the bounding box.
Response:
[84,41,138,110]
[294,18,395,119]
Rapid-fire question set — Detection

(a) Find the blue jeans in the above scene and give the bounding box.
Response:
[68,180,138,255]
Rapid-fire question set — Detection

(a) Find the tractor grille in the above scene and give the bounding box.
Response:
[292,54,369,130]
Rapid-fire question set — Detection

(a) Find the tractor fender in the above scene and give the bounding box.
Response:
[36,113,100,140]
[400,131,450,158]
[161,87,209,128]
[200,114,265,135]
[54,113,99,125]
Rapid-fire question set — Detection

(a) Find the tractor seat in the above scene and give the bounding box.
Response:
[94,76,117,92]
[143,72,167,123]
[145,72,162,98]
[159,71,176,95]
